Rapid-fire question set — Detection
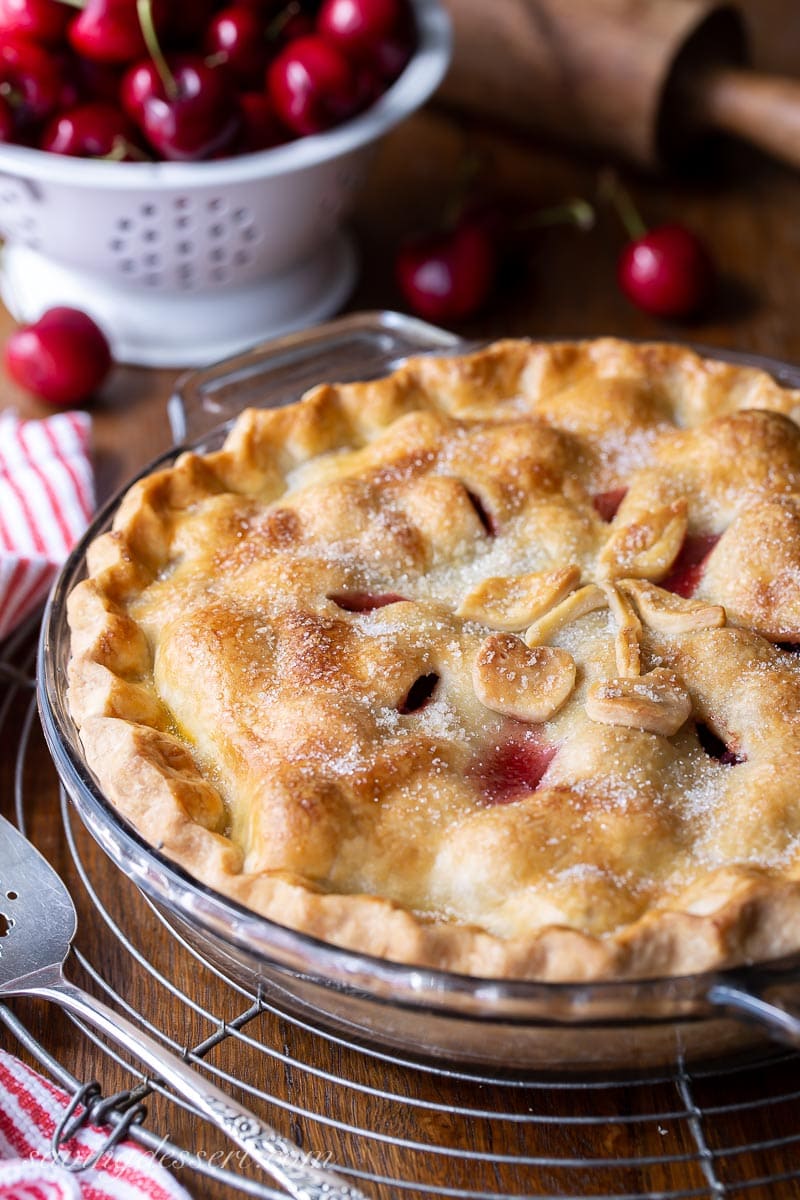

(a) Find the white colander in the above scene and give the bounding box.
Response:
[0,0,450,367]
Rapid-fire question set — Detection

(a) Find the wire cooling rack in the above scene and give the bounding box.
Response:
[3,621,800,1200]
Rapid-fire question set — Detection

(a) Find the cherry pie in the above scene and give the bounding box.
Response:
[67,339,800,980]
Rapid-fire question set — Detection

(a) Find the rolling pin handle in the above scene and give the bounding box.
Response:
[687,66,800,172]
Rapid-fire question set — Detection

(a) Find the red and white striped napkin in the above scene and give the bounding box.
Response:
[0,410,94,641]
[0,1049,192,1200]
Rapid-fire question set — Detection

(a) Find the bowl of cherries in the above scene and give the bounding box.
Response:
[0,0,451,366]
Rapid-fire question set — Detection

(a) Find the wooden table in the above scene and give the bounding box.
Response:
[3,109,800,1200]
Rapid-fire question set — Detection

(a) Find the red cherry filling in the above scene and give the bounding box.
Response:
[696,722,745,766]
[661,533,720,598]
[398,672,439,715]
[328,591,407,612]
[592,487,628,522]
[472,735,556,806]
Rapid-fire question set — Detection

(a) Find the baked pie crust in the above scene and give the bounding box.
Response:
[67,338,800,981]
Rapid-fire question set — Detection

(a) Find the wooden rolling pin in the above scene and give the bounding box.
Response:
[438,0,800,171]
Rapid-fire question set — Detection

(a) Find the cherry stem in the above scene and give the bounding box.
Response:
[0,81,21,109]
[104,137,150,162]
[598,169,648,240]
[137,0,177,101]
[266,0,301,41]
[516,198,595,233]
[441,144,488,230]
[54,0,84,8]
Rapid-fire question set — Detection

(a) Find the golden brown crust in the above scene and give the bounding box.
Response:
[67,338,800,980]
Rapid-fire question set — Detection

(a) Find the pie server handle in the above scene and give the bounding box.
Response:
[20,968,368,1200]
[707,967,800,1048]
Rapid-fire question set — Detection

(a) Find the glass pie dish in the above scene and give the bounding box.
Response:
[38,311,800,1074]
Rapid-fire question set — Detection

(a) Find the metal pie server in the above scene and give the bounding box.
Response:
[0,812,367,1200]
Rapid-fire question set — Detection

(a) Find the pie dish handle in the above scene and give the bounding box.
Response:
[707,962,800,1047]
[168,309,464,443]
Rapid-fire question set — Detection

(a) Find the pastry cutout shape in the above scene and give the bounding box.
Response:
[457,565,581,630]
[597,500,688,581]
[473,633,576,722]
[586,668,692,736]
[618,578,725,634]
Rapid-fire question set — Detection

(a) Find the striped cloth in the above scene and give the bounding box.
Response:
[0,1049,192,1200]
[0,411,94,641]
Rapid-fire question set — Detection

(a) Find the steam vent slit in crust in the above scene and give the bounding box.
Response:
[67,338,800,981]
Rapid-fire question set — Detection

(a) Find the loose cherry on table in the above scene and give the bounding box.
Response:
[395,215,497,323]
[617,223,715,319]
[41,100,140,158]
[604,173,716,319]
[395,193,594,323]
[267,33,362,135]
[5,307,112,407]
[0,0,69,45]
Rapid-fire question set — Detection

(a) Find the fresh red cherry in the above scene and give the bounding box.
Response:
[5,308,112,407]
[267,34,361,136]
[0,0,69,45]
[69,0,158,64]
[41,101,140,159]
[316,0,407,61]
[618,224,715,319]
[0,36,62,132]
[123,56,241,161]
[237,90,286,152]
[120,57,153,120]
[396,217,497,323]
[205,6,267,87]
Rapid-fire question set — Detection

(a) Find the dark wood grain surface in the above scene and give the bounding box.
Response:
[3,89,800,1200]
